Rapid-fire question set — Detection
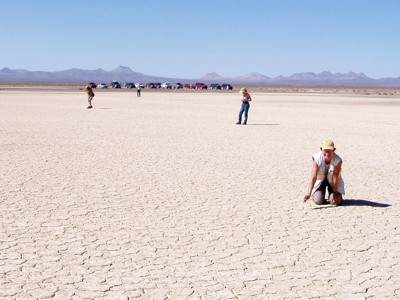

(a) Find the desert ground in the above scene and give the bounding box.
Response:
[1,86,399,299]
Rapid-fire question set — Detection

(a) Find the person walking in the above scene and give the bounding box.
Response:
[236,87,252,125]
[86,85,95,109]
[136,85,141,97]
[304,139,345,205]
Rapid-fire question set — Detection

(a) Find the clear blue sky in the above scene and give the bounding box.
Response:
[1,0,399,79]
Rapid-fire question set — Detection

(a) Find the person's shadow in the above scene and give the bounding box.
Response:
[248,123,280,126]
[342,199,391,207]
[312,198,391,209]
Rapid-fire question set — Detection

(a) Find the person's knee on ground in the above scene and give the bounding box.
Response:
[312,190,326,205]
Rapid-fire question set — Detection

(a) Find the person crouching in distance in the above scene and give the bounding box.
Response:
[86,85,95,109]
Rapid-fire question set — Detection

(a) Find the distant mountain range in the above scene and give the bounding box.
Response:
[200,71,400,87]
[1,66,400,87]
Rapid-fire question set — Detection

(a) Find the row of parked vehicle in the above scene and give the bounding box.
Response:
[87,81,233,90]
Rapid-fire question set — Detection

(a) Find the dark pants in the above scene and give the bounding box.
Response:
[312,180,342,205]
[238,102,250,124]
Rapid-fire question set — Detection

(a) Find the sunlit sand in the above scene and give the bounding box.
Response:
[1,88,399,298]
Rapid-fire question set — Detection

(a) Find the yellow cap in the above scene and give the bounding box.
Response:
[321,139,335,150]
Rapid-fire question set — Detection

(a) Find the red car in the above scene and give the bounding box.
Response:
[184,83,196,89]
[87,82,97,88]
[195,83,208,90]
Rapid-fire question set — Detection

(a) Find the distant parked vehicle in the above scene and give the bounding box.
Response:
[161,82,172,89]
[97,83,108,89]
[146,83,156,88]
[195,83,208,90]
[125,82,135,89]
[110,81,121,88]
[210,83,221,90]
[87,82,97,88]
[221,84,233,90]
[168,83,183,89]
[135,83,145,89]
[184,83,195,89]
[154,83,161,89]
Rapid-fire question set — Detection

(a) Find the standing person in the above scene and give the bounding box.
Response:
[136,84,141,97]
[304,139,345,205]
[236,87,252,125]
[86,85,95,109]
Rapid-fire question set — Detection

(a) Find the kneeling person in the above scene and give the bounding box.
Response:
[304,139,345,205]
